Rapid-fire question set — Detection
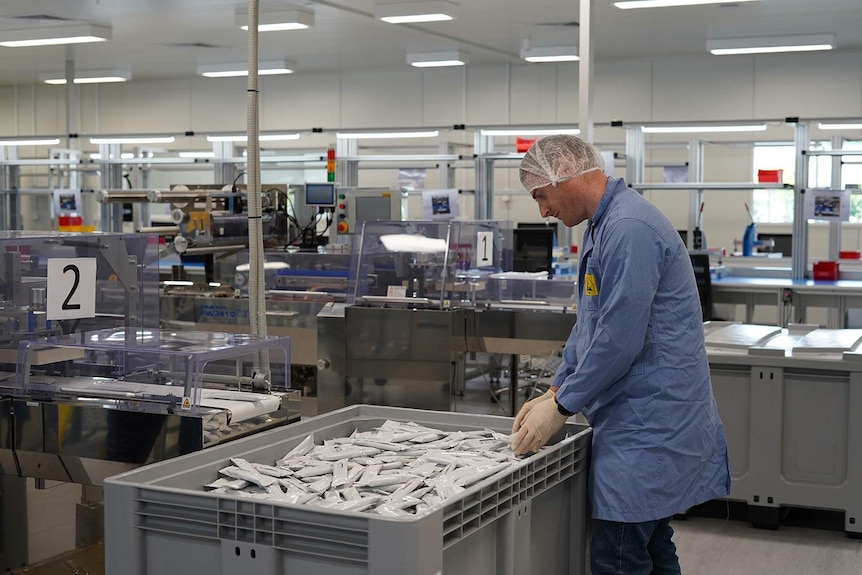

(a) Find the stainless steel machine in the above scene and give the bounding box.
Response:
[0,231,300,570]
[152,186,407,398]
[316,220,578,414]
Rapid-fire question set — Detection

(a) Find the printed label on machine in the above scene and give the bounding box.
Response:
[47,258,97,320]
[387,285,407,298]
[477,231,494,266]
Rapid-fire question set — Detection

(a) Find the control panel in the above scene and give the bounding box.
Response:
[334,188,405,235]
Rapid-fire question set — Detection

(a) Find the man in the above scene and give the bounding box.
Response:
[511,135,730,575]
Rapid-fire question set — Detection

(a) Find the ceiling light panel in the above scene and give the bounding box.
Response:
[520,46,579,63]
[819,123,862,130]
[0,23,111,48]
[40,68,131,85]
[707,34,835,55]
[480,128,580,136]
[376,0,457,24]
[198,61,293,77]
[0,138,61,146]
[235,8,314,31]
[408,51,465,68]
[206,134,300,142]
[336,131,440,139]
[615,0,757,8]
[641,124,768,133]
[89,136,176,144]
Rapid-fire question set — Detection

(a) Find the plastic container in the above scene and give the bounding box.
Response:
[105,405,591,575]
[839,250,861,260]
[758,169,784,183]
[813,261,839,281]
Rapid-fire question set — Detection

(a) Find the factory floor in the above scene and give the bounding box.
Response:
[18,372,862,573]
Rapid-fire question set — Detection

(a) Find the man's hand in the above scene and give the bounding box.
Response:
[510,397,569,456]
[512,389,555,433]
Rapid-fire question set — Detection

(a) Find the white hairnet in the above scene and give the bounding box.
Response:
[519,134,605,193]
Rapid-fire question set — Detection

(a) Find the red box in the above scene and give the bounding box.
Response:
[758,169,783,183]
[840,250,861,259]
[516,137,538,153]
[813,261,839,281]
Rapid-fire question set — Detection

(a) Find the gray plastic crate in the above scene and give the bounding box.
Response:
[105,405,591,575]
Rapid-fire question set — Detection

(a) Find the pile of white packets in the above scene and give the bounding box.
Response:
[205,419,523,517]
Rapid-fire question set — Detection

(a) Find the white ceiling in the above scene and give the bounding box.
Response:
[0,0,859,84]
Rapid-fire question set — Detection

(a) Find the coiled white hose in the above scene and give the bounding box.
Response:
[246,0,270,378]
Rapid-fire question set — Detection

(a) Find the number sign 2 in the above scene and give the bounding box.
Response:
[47,258,97,320]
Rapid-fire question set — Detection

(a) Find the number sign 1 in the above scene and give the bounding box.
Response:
[47,258,97,320]
[477,231,494,266]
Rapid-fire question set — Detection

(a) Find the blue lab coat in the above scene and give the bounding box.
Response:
[554,177,730,523]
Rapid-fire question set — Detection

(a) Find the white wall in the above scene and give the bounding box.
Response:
[2,50,862,252]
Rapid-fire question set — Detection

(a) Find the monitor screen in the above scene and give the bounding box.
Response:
[305,183,336,207]
[355,196,392,222]
[757,233,792,257]
[518,222,558,243]
[513,228,554,274]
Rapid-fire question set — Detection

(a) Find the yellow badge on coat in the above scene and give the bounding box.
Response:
[584,273,598,296]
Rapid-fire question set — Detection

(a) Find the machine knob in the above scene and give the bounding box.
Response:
[316,358,331,370]
[173,235,189,254]
[171,208,188,224]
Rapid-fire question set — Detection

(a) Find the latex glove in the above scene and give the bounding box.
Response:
[512,389,555,433]
[510,396,569,456]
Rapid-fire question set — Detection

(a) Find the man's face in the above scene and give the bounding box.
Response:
[530,179,586,227]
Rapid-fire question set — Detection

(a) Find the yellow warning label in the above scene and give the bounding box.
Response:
[584,273,598,296]
[182,397,192,411]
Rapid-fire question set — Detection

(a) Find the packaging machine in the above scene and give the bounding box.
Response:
[0,231,300,570]
[316,220,578,415]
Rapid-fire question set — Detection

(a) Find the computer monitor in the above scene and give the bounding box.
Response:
[757,233,792,257]
[689,253,713,321]
[517,222,558,244]
[304,183,336,207]
[513,228,554,275]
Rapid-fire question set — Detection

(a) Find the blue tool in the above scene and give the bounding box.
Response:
[741,203,767,256]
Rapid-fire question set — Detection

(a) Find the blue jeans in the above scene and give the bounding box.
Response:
[590,517,682,575]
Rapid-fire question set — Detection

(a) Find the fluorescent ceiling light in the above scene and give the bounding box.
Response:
[376,0,456,23]
[641,124,768,134]
[90,136,176,144]
[480,128,580,136]
[198,61,293,78]
[336,130,440,139]
[120,153,135,160]
[44,76,128,85]
[408,51,465,68]
[616,0,757,8]
[818,123,862,130]
[40,68,131,85]
[708,34,835,55]
[206,134,300,142]
[0,137,61,146]
[0,23,111,48]
[520,46,579,63]
[236,8,314,31]
[179,151,216,158]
